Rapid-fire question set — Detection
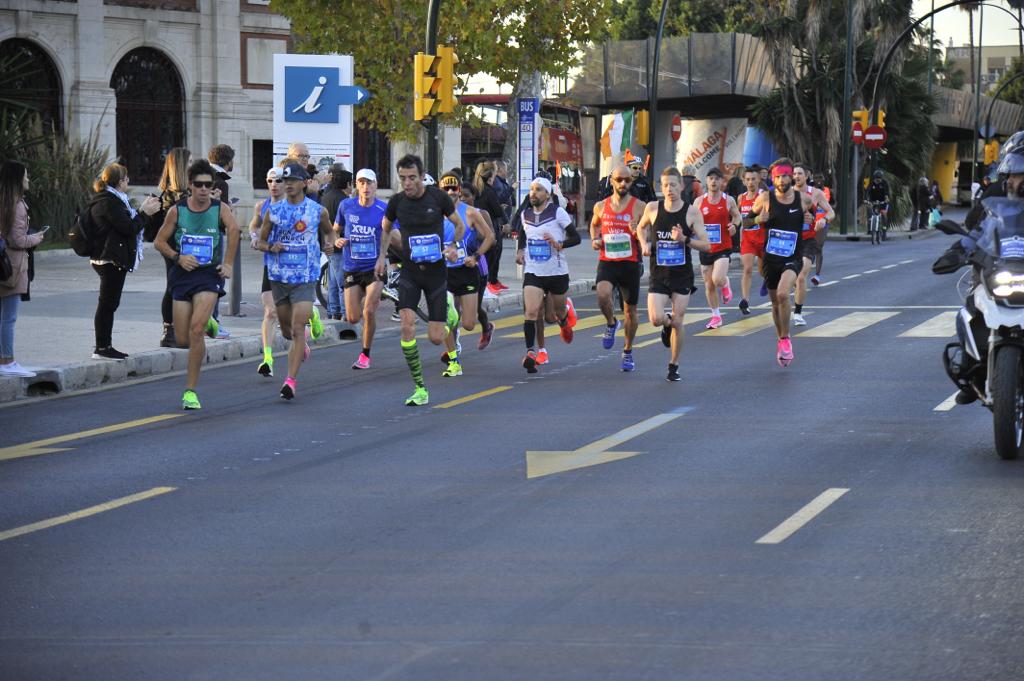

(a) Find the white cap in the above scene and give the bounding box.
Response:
[356,168,377,183]
[266,167,282,179]
[530,177,553,195]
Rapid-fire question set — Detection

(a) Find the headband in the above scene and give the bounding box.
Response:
[771,165,793,179]
[531,177,553,194]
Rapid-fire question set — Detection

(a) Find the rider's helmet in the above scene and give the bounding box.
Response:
[996,135,1024,178]
[872,169,884,181]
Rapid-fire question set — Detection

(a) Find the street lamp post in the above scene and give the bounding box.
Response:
[972,5,985,190]
[838,0,856,235]
[647,0,671,185]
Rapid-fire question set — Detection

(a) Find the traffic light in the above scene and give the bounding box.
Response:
[984,139,1001,165]
[414,52,441,121]
[852,109,870,130]
[436,46,458,113]
[876,109,886,128]
[634,110,649,145]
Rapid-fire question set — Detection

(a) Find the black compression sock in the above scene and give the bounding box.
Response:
[794,304,803,314]
[362,347,370,357]
[524,320,536,349]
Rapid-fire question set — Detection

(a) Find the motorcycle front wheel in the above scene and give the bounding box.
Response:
[991,345,1024,460]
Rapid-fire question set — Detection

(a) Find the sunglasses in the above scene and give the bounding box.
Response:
[443,186,460,192]
[192,181,214,189]
[267,178,282,184]
[612,177,632,183]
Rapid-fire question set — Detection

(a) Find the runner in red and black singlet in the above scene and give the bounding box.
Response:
[737,166,765,315]
[695,167,741,330]
[791,163,835,326]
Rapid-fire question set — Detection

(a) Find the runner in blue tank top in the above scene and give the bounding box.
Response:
[249,166,284,378]
[334,168,388,370]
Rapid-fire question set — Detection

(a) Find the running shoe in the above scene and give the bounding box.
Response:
[486,282,503,295]
[705,315,723,330]
[793,313,806,326]
[777,337,794,367]
[182,389,201,410]
[565,296,578,327]
[495,280,510,291]
[721,283,733,304]
[205,317,219,339]
[478,322,495,350]
[216,325,231,340]
[536,348,549,365]
[661,313,673,347]
[559,318,574,343]
[810,274,822,286]
[309,306,324,340]
[390,311,402,322]
[0,361,36,378]
[602,320,621,349]
[759,281,769,297]
[352,352,371,370]
[405,386,429,406]
[739,299,750,315]
[257,360,273,377]
[621,351,636,372]
[666,366,681,382]
[523,350,538,374]
[280,378,296,400]
[442,360,463,377]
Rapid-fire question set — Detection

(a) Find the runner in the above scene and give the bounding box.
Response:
[458,184,496,349]
[374,155,465,406]
[737,166,765,315]
[249,167,284,377]
[439,172,495,374]
[810,172,831,285]
[516,177,578,373]
[695,167,740,329]
[590,162,645,371]
[153,159,240,409]
[255,162,332,400]
[334,168,387,370]
[791,163,835,326]
[749,157,816,366]
[636,167,710,381]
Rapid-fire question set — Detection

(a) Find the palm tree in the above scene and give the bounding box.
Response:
[959,2,981,92]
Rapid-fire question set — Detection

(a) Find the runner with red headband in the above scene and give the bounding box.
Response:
[737,166,766,315]
[695,168,740,329]
[749,157,815,367]
[792,163,834,326]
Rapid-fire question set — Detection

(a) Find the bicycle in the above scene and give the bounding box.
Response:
[866,201,888,245]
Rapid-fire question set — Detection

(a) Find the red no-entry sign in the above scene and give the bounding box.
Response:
[671,114,681,142]
[851,121,864,145]
[864,125,888,149]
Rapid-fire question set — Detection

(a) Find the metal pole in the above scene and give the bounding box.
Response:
[229,230,242,316]
[838,0,855,235]
[985,70,1024,142]
[425,0,440,177]
[928,0,935,98]
[648,0,670,184]
[972,5,984,189]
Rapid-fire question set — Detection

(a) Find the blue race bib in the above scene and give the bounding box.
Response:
[409,234,442,263]
[765,229,798,257]
[527,238,552,262]
[278,243,308,269]
[349,234,377,261]
[656,240,685,267]
[705,224,722,244]
[180,234,214,265]
[445,241,467,268]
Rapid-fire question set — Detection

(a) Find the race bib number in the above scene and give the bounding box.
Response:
[742,214,760,231]
[765,229,798,257]
[409,234,442,263]
[656,240,685,267]
[349,234,377,261]
[180,234,214,265]
[602,231,633,259]
[802,222,814,235]
[705,224,722,244]
[278,243,308,269]
[527,238,552,262]
[445,241,467,267]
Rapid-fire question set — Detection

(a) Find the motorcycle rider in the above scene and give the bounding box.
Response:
[934,135,1024,404]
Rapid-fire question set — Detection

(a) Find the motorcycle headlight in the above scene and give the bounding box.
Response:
[990,270,1024,297]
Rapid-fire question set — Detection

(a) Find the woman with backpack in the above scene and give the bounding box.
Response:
[88,162,160,360]
[0,161,45,378]
[152,148,192,347]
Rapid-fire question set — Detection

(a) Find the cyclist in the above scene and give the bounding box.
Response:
[866,170,890,243]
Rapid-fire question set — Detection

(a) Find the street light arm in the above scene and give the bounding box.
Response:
[985,69,1024,141]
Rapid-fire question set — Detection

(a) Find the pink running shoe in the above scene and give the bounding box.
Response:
[352,352,371,370]
[705,315,723,330]
[536,348,550,365]
[721,283,733,304]
[777,337,794,367]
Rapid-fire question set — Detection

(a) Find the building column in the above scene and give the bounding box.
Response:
[70,0,116,157]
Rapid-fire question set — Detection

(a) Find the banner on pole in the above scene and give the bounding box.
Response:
[675,118,748,181]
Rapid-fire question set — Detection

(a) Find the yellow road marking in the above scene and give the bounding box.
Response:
[596,313,713,343]
[0,487,177,542]
[696,313,778,337]
[0,414,184,463]
[797,311,898,338]
[900,311,957,338]
[433,385,513,409]
[501,313,610,339]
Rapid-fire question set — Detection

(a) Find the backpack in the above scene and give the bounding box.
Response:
[68,206,105,258]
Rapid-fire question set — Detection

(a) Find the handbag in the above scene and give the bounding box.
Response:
[928,207,942,227]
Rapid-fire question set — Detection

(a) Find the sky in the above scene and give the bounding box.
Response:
[914,0,1022,50]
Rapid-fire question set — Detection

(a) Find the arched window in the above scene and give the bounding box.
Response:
[0,38,63,134]
[110,47,184,184]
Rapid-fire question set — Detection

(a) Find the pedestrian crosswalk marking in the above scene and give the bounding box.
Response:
[900,311,957,338]
[500,313,610,339]
[797,311,899,337]
[594,313,713,340]
[696,313,779,337]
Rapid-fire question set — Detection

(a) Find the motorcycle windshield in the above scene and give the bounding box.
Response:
[977,197,1024,260]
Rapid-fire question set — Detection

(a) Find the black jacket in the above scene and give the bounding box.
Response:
[477,183,506,228]
[88,190,147,269]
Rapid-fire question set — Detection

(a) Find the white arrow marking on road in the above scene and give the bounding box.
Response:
[756,488,849,544]
[526,407,693,479]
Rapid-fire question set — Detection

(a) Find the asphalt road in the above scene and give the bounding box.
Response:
[3,235,1023,680]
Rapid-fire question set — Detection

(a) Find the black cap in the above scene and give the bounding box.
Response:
[705,167,724,178]
[282,162,310,181]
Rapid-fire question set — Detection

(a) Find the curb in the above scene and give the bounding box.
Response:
[825,229,941,242]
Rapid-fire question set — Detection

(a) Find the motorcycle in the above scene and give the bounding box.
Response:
[934,197,1024,460]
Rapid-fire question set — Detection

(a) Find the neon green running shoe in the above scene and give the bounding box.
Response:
[257,359,273,377]
[182,390,201,410]
[442,360,463,377]
[405,386,429,406]
[445,291,460,334]
[204,317,219,339]
[309,306,324,340]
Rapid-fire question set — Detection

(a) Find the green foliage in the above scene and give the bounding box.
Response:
[608,0,754,40]
[271,0,612,141]
[993,56,1024,107]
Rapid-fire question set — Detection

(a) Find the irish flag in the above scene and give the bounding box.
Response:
[600,110,634,159]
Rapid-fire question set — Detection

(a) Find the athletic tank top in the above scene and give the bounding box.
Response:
[598,196,639,262]
[697,193,732,253]
[340,197,386,272]
[650,200,692,273]
[174,198,222,267]
[764,191,805,262]
[801,186,818,240]
[739,192,761,233]
[523,202,571,276]
[443,202,471,268]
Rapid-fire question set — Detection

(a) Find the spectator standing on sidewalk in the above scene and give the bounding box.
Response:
[321,163,353,320]
[0,161,45,378]
[493,159,514,222]
[208,144,235,338]
[474,161,508,294]
[87,162,160,360]
[152,147,191,347]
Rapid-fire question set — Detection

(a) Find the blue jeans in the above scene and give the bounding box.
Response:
[328,252,347,318]
[0,293,21,360]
